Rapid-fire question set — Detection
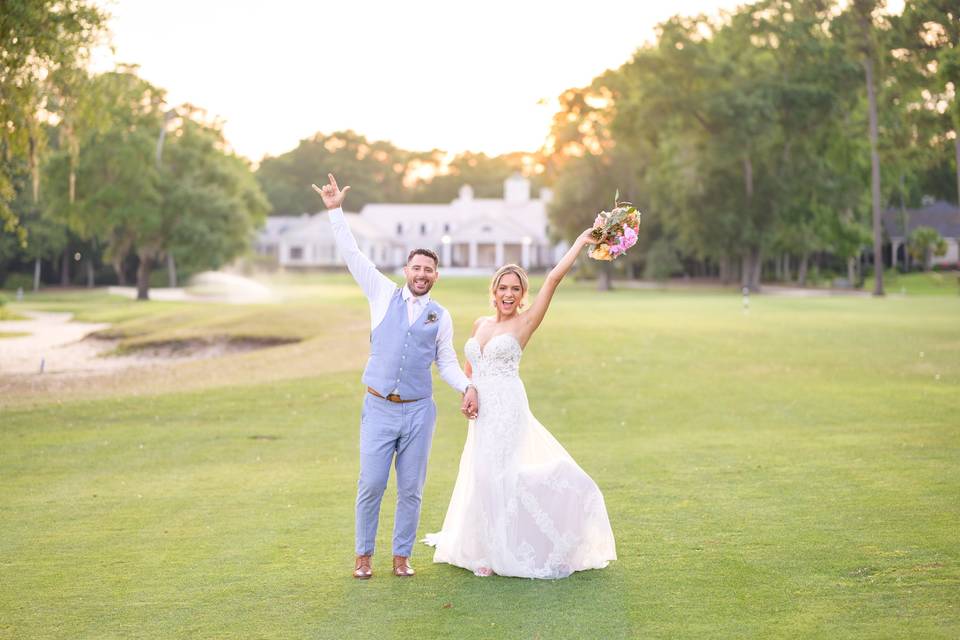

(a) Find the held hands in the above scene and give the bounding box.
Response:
[461,386,478,420]
[311,173,351,210]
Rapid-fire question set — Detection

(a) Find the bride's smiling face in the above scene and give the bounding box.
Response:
[494,273,524,316]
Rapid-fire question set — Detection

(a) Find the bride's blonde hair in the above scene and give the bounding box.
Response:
[490,264,529,310]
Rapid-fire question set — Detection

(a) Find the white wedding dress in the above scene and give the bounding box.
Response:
[424,333,617,579]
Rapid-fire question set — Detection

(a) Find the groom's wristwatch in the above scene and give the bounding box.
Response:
[463,384,476,395]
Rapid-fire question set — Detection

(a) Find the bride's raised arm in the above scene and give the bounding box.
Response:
[519,227,594,341]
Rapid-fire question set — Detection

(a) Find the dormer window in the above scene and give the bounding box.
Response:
[420,223,427,235]
[396,223,403,235]
[443,223,450,233]
[482,225,492,233]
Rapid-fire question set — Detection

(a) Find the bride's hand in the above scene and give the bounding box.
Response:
[577,227,597,246]
[461,387,478,419]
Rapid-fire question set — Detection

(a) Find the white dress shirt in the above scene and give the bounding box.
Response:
[327,207,471,394]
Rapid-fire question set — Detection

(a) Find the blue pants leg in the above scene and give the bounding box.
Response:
[392,398,436,557]
[354,395,436,558]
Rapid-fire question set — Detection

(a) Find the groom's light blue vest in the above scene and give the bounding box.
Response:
[362,288,442,399]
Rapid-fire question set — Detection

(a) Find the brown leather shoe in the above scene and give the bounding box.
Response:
[353,555,372,579]
[392,555,415,577]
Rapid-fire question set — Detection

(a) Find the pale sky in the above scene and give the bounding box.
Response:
[91,0,750,163]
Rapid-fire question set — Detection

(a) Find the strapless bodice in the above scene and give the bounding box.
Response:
[465,334,522,379]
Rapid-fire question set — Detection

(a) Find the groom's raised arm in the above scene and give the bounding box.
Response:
[313,174,395,303]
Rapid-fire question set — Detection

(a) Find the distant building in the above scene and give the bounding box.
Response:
[256,175,565,272]
[883,200,960,268]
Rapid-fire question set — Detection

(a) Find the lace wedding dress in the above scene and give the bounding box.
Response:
[423,333,617,579]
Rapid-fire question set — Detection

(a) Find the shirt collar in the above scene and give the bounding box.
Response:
[402,285,430,305]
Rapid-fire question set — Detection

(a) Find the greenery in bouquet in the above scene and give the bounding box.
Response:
[588,191,642,261]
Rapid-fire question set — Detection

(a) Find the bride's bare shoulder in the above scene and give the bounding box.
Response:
[471,316,494,336]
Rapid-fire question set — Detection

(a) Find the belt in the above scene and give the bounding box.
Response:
[367,387,420,403]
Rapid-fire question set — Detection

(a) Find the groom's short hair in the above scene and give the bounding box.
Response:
[407,248,439,267]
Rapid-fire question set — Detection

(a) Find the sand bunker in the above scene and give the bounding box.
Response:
[0,311,296,378]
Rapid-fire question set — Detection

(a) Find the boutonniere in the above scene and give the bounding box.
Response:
[424,311,439,324]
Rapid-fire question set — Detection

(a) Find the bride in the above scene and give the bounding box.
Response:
[424,229,617,579]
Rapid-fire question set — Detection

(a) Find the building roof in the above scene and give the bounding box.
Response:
[258,214,312,240]
[883,200,960,239]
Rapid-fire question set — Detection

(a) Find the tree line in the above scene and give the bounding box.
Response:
[1,0,956,297]
[1,1,267,299]
[543,0,958,292]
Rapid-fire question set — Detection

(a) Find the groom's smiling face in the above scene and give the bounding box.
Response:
[404,253,439,297]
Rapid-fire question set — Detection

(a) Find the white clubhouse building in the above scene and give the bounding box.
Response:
[255,175,565,272]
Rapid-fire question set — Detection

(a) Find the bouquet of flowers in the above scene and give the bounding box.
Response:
[588,191,642,261]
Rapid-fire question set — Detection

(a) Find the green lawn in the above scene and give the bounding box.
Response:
[1,276,958,639]
[883,270,960,296]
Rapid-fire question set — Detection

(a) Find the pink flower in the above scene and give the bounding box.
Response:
[593,213,606,229]
[622,224,638,249]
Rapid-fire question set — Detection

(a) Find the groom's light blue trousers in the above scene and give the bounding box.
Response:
[355,393,436,557]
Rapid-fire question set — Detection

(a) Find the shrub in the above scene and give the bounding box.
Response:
[3,273,33,292]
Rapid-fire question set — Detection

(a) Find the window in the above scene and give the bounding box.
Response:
[289,246,304,260]
[482,225,492,233]
[443,223,450,233]
[420,223,427,235]
[396,223,403,235]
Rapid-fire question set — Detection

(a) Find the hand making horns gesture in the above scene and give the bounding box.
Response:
[311,173,351,210]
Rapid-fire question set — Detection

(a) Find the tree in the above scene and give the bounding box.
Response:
[907,225,947,270]
[412,151,542,203]
[42,69,166,293]
[0,0,108,244]
[835,0,889,295]
[256,131,432,214]
[159,113,269,285]
[892,1,960,205]
[543,78,634,290]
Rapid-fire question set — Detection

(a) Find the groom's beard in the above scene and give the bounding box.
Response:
[407,279,435,296]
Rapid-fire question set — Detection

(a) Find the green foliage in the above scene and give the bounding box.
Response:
[3,272,34,291]
[0,0,109,242]
[26,68,269,298]
[254,132,541,215]
[255,130,431,214]
[543,0,956,288]
[643,237,683,281]
[161,117,269,273]
[908,225,949,270]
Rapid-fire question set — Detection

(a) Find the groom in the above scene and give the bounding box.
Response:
[313,174,478,579]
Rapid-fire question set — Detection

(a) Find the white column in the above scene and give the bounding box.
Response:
[469,242,478,268]
[521,242,530,269]
[442,241,451,267]
[495,242,504,267]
